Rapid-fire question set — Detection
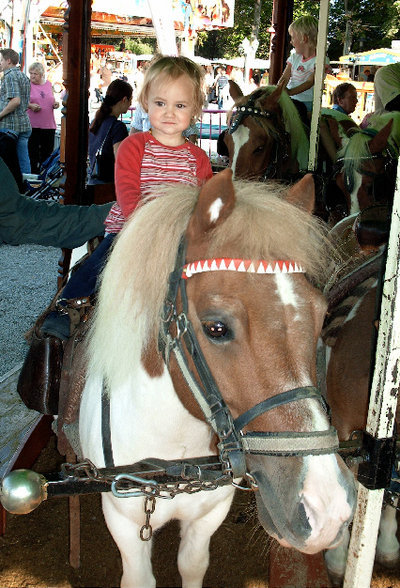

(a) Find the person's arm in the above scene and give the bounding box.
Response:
[0,96,20,120]
[28,102,41,112]
[278,64,291,88]
[194,147,213,183]
[286,71,315,96]
[114,135,144,219]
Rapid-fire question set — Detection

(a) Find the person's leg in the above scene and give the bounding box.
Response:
[41,233,116,339]
[291,99,309,128]
[16,130,32,174]
[39,129,56,168]
[28,128,41,174]
[386,95,400,112]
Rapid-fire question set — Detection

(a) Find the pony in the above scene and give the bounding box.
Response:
[78,169,356,587]
[320,211,398,582]
[219,81,358,183]
[335,112,399,216]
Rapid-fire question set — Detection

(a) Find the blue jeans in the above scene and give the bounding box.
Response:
[3,128,32,174]
[16,129,32,174]
[62,232,116,299]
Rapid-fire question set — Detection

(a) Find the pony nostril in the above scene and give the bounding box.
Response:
[292,500,312,538]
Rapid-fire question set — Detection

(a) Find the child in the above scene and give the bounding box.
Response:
[41,55,212,340]
[278,15,329,120]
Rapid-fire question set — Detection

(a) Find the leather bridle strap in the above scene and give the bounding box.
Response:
[234,386,324,431]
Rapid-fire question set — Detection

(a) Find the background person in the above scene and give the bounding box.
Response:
[27,62,59,174]
[278,15,330,123]
[87,78,133,186]
[332,82,358,116]
[373,62,400,113]
[0,48,31,174]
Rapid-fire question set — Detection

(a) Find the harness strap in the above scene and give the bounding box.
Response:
[234,386,322,431]
[101,382,114,468]
[241,427,339,456]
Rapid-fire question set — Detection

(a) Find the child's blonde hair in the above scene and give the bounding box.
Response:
[138,55,205,120]
[289,15,318,48]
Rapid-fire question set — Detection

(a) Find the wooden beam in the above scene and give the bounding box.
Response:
[268,0,293,84]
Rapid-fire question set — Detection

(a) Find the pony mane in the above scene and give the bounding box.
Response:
[337,111,400,186]
[367,111,400,153]
[88,180,333,386]
[231,86,310,171]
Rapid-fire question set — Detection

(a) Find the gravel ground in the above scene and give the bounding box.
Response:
[0,243,60,377]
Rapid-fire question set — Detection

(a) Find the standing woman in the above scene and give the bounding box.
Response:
[87,78,132,187]
[27,62,59,174]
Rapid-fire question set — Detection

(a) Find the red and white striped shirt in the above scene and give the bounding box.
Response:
[104,131,213,234]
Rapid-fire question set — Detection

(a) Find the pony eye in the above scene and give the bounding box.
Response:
[253,144,265,154]
[202,320,231,340]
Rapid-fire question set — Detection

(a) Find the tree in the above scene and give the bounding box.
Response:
[328,0,400,59]
[196,0,400,62]
[197,0,273,59]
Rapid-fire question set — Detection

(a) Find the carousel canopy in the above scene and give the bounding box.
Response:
[340,48,400,66]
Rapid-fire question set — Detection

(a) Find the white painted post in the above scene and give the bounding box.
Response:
[343,158,400,586]
[308,0,329,171]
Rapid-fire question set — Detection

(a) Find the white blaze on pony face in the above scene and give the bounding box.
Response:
[349,171,362,215]
[274,273,299,313]
[208,197,224,223]
[231,125,250,178]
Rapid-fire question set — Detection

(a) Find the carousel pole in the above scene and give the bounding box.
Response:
[268,0,293,85]
[307,0,329,171]
[343,161,400,586]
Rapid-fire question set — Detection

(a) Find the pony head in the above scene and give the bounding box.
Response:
[221,82,310,179]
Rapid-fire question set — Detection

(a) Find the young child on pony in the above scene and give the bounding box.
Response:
[278,15,330,124]
[41,55,212,341]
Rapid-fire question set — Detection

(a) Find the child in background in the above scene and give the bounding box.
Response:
[278,15,329,122]
[41,55,212,340]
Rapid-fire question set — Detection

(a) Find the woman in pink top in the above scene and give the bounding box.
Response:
[27,62,59,173]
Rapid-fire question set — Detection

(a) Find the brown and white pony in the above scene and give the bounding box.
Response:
[79,170,355,587]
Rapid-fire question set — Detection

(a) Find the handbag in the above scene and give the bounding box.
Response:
[90,118,115,181]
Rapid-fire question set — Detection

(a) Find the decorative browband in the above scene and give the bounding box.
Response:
[182,259,305,279]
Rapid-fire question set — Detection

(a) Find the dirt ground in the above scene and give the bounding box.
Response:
[1,437,400,588]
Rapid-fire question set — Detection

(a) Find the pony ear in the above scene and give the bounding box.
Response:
[368,119,393,155]
[229,80,243,102]
[260,83,284,111]
[284,173,315,214]
[187,168,235,238]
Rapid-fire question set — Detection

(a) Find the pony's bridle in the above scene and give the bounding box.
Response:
[228,91,290,181]
[159,239,339,480]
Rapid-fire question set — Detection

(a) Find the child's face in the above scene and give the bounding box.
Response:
[289,30,307,55]
[144,73,196,146]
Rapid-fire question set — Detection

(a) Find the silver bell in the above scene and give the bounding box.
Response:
[0,469,47,514]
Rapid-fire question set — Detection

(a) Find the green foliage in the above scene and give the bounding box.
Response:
[328,0,400,59]
[124,38,155,55]
[196,0,400,63]
[197,0,273,60]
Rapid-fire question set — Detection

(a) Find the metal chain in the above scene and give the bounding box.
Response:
[111,474,221,500]
[140,496,156,541]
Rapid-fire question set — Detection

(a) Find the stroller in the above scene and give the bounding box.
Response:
[24,147,64,201]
